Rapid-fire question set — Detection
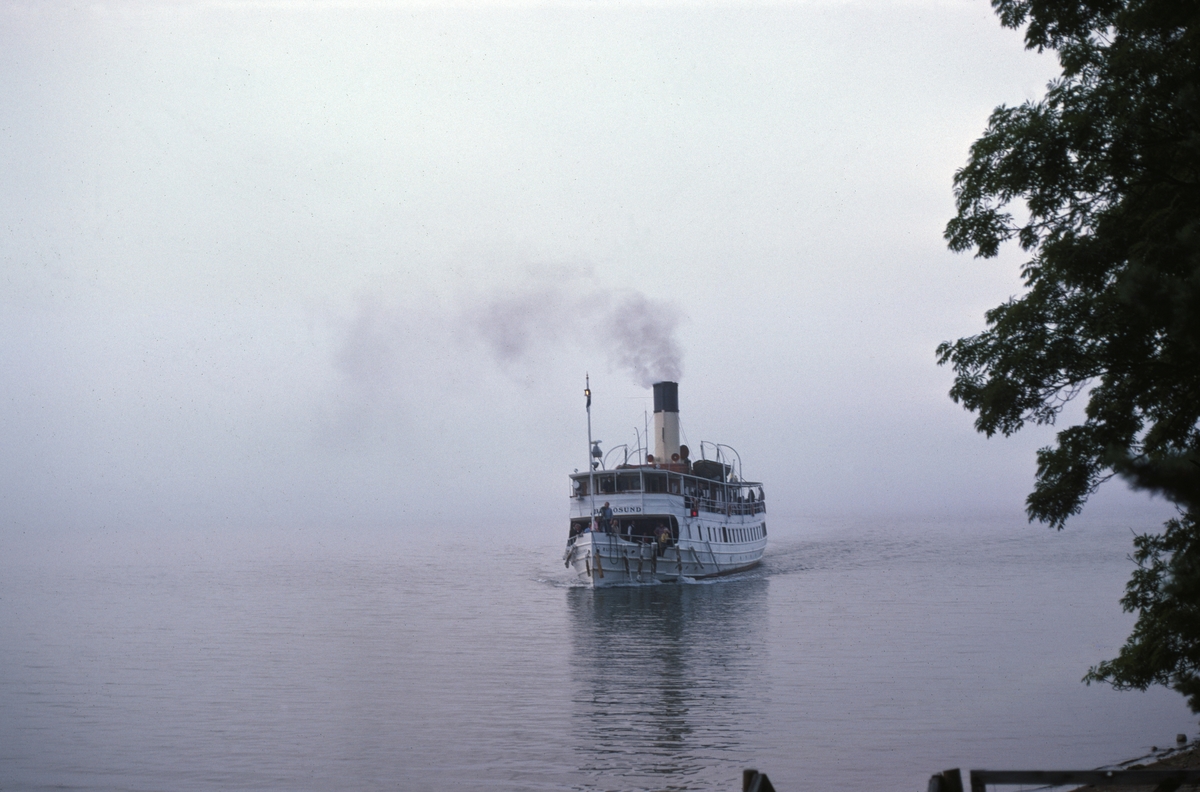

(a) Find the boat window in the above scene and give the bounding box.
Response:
[643,472,667,493]
[572,478,589,497]
[596,474,616,494]
[668,474,682,494]
[616,472,642,492]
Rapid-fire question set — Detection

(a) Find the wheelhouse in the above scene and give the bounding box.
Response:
[570,467,765,516]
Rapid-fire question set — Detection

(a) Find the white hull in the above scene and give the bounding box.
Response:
[564,518,766,587]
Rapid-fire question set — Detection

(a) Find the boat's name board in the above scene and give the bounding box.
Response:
[594,505,643,515]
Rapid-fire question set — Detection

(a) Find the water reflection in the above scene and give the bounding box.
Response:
[566,579,770,789]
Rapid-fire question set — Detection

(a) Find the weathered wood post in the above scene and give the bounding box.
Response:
[742,768,776,792]
[927,768,963,792]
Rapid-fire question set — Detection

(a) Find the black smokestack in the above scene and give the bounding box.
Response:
[652,381,680,463]
[653,381,679,414]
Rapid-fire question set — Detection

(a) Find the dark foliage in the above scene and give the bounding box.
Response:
[938,0,1200,526]
[1085,511,1200,711]
[939,0,1200,709]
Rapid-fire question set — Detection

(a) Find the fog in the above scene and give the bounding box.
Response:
[1,1,1173,550]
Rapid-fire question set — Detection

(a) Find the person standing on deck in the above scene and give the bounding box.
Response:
[655,523,670,556]
[599,502,613,533]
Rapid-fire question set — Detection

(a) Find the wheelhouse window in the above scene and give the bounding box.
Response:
[616,472,642,492]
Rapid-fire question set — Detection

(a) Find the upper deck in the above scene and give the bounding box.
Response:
[570,465,765,517]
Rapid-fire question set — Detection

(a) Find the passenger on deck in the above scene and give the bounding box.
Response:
[599,502,613,533]
[654,523,670,556]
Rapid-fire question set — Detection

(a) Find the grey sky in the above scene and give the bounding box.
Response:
[0,1,1170,542]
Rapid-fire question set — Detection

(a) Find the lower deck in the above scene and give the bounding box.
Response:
[564,520,767,587]
[567,487,767,586]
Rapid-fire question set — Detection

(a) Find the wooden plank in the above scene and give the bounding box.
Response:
[971,769,1200,787]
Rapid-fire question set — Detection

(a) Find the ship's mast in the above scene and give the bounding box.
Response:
[585,374,595,527]
[643,410,649,463]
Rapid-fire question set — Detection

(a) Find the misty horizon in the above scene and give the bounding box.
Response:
[0,1,1177,545]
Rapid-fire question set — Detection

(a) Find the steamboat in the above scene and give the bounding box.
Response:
[564,380,767,587]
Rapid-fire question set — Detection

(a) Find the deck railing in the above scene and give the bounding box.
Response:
[693,497,766,516]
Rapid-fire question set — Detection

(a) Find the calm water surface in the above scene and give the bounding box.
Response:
[1,517,1194,791]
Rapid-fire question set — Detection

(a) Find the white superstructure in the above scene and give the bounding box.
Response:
[564,381,767,587]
